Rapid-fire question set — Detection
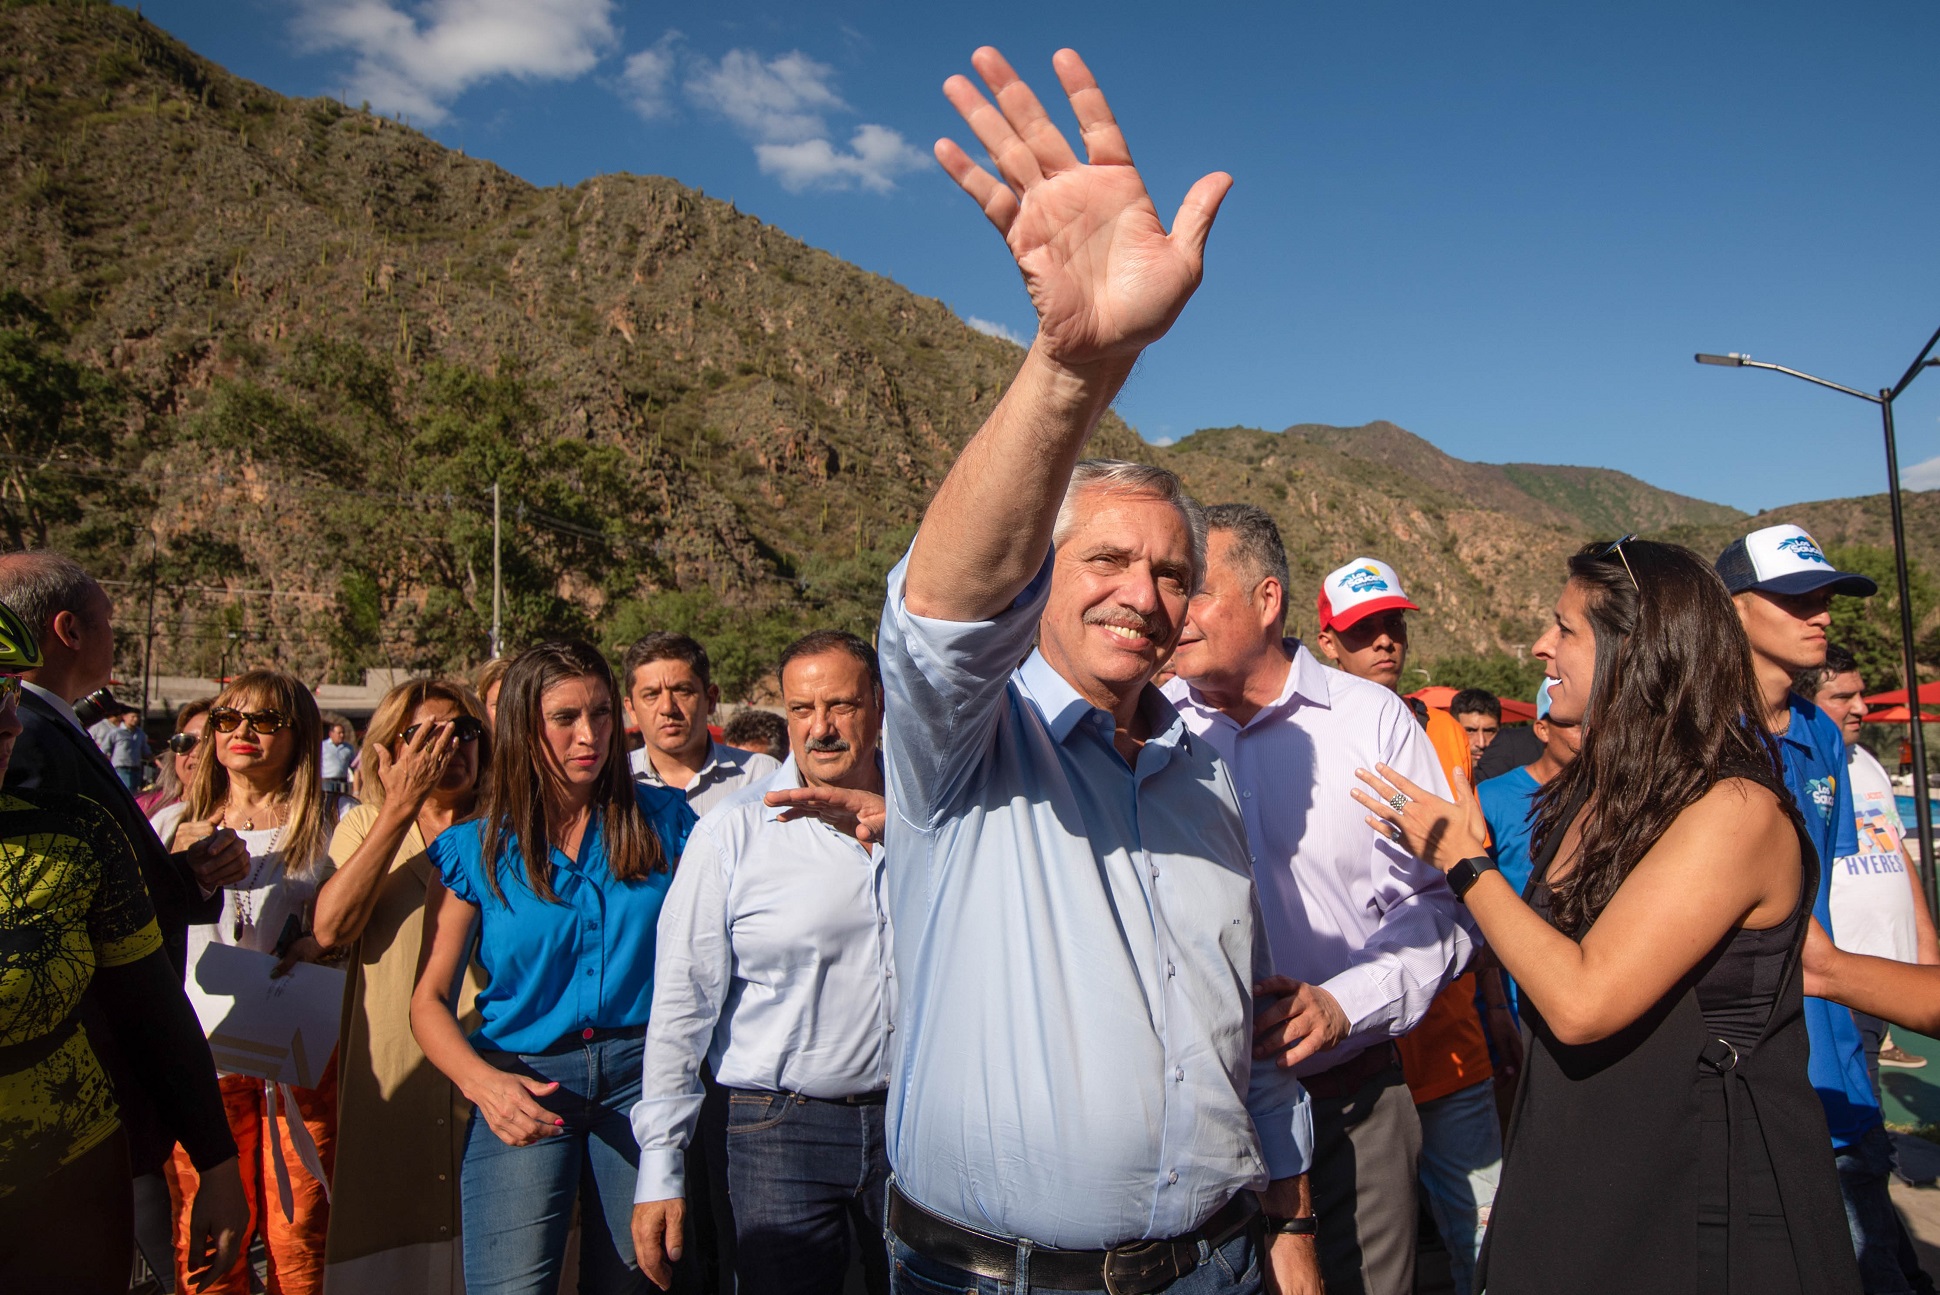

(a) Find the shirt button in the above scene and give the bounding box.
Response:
[1175,1067,1185,1082]
[1167,962,1176,978]
[1168,1170,1179,1185]
[1242,790,1252,798]
[437,1173,447,1181]
[435,1117,446,1126]
[583,968,594,977]
[1149,867,1159,880]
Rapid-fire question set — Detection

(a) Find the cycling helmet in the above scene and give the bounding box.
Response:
[0,599,43,673]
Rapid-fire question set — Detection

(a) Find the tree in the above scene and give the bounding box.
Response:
[0,290,128,549]
[1423,651,1548,704]
[1824,544,1933,692]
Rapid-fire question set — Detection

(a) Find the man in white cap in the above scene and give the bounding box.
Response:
[1311,555,1503,1295]
[1168,512,1469,1295]
[1717,522,1933,1293]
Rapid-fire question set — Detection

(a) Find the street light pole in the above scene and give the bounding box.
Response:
[491,480,503,660]
[1697,332,1940,914]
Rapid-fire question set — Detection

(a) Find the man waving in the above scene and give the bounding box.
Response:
[877,48,1318,1295]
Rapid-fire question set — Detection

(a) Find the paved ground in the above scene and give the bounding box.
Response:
[1876,1024,1940,1278]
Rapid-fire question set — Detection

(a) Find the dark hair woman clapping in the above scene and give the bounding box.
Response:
[410,642,695,1295]
[1351,540,1861,1295]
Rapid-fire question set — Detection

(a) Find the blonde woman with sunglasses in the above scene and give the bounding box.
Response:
[152,670,349,1295]
[312,678,490,1294]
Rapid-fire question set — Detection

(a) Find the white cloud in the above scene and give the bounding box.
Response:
[294,0,616,125]
[621,32,681,120]
[675,46,926,193]
[756,124,927,194]
[1903,455,1940,491]
[965,316,1027,346]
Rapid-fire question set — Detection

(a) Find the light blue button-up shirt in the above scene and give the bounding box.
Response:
[879,552,1313,1250]
[630,758,894,1201]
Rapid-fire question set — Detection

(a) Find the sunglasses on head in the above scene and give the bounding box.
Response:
[401,716,485,745]
[208,707,289,735]
[166,731,199,754]
[1595,534,1640,591]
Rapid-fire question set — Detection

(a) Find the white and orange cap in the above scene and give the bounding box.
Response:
[1317,557,1420,632]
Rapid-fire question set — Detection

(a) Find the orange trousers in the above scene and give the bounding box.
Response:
[166,1066,337,1295]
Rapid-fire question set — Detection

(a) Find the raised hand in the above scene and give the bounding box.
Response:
[1352,763,1490,872]
[372,719,459,812]
[175,819,250,890]
[935,48,1232,371]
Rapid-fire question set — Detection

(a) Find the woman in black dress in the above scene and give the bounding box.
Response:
[1353,538,1860,1295]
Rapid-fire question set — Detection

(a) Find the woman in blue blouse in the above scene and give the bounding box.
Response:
[411,641,695,1294]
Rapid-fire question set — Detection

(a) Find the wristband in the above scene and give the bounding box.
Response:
[1447,855,1499,902]
[1265,1215,1318,1236]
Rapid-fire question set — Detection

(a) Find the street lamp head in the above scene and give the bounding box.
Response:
[1695,353,1749,366]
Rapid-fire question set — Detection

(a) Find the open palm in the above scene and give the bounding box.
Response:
[936,48,1231,369]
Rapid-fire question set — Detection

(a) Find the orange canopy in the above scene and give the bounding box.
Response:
[1866,682,1940,707]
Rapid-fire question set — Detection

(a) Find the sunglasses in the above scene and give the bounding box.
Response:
[1595,534,1640,591]
[401,716,485,746]
[166,732,199,754]
[208,707,289,735]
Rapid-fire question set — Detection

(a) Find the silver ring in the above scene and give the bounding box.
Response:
[1387,824,1404,843]
[1387,793,1409,813]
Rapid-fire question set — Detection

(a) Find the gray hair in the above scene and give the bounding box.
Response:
[0,551,101,638]
[1052,460,1208,590]
[1204,503,1291,623]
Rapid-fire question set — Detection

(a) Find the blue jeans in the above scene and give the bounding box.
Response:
[1415,1079,1502,1295]
[725,1089,890,1295]
[461,1031,648,1295]
[886,1220,1262,1294]
[1837,1123,1936,1295]
[116,766,142,792]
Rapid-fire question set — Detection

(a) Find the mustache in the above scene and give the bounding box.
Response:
[804,734,851,754]
[1082,606,1166,638]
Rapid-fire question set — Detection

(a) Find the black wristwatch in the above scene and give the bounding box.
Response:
[1265,1215,1319,1236]
[1446,855,1499,902]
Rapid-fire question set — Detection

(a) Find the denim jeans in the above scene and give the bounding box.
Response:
[1837,1122,1937,1295]
[1414,1079,1502,1295]
[462,1031,648,1295]
[724,1089,890,1295]
[886,1226,1262,1295]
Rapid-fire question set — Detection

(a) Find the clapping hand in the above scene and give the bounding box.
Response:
[935,48,1232,373]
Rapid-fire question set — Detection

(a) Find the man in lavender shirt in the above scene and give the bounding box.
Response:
[1166,505,1472,1295]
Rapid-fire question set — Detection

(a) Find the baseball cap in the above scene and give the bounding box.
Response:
[1535,678,1554,721]
[1714,524,1877,598]
[1317,557,1420,632]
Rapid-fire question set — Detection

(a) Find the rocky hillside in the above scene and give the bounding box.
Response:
[0,2,1929,695]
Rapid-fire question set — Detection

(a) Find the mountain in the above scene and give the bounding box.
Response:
[0,2,1929,696]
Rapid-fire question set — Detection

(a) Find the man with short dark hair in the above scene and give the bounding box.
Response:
[1798,644,1940,1089]
[721,709,788,764]
[1169,508,1463,1295]
[622,632,779,816]
[1719,523,1932,1294]
[1448,690,1500,761]
[632,630,892,1294]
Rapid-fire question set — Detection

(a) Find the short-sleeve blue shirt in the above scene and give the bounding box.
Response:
[1777,692,1878,1148]
[431,783,696,1054]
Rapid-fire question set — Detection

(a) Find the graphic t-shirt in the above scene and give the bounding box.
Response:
[0,791,163,1193]
[1778,692,1879,1148]
[1830,745,1919,964]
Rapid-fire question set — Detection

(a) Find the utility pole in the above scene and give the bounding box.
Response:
[139,531,158,722]
[491,480,503,660]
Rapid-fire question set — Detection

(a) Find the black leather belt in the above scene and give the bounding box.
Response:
[887,1184,1259,1294]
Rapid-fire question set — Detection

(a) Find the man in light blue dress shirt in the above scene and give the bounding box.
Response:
[876,46,1318,1295]
[632,632,895,1295]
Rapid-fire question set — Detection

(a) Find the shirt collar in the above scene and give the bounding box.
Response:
[1780,692,1819,752]
[1174,639,1332,730]
[761,756,806,823]
[640,739,725,788]
[1016,649,1190,759]
[22,681,82,732]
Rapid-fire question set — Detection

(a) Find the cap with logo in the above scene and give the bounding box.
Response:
[1317,557,1421,632]
[1714,524,1877,598]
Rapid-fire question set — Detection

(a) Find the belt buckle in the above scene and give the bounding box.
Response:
[1102,1239,1187,1295]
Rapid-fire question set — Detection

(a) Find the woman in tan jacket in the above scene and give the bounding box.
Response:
[312,678,488,1293]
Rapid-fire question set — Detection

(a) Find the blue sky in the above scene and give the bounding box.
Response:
[133,1,1940,514]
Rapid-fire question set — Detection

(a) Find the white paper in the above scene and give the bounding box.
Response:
[186,941,345,1087]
